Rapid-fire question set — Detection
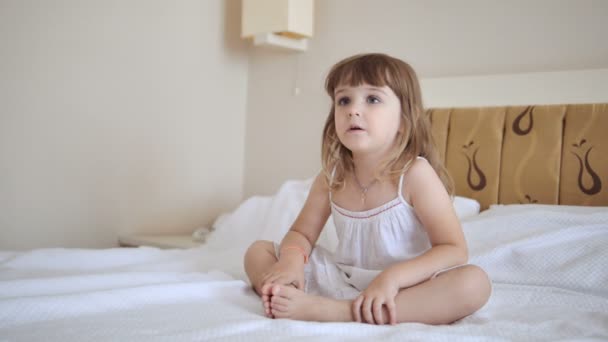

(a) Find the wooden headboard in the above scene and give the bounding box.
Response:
[428,103,608,209]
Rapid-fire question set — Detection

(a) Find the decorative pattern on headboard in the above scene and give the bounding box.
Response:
[429,103,607,209]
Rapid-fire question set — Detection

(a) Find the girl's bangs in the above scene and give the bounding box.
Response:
[327,57,394,97]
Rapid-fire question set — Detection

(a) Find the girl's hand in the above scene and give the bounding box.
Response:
[260,258,305,318]
[352,271,399,325]
[260,258,305,291]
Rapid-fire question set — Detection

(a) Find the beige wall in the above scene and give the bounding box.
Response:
[244,0,608,197]
[3,0,608,250]
[0,0,249,249]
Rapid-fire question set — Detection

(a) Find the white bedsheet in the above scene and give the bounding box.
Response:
[1,189,607,340]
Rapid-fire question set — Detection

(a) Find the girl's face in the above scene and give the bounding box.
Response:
[334,83,402,156]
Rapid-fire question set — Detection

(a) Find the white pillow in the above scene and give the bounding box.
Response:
[453,196,481,220]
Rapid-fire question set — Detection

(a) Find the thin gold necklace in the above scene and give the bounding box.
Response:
[353,171,378,204]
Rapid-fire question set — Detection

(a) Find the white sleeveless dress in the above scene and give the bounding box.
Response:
[285,157,445,300]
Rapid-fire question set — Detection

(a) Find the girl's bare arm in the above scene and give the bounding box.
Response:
[383,158,468,289]
[278,172,332,263]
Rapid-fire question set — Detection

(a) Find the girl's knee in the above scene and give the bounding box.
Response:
[457,265,491,310]
[245,240,275,257]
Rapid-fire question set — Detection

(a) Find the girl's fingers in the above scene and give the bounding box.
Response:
[362,297,374,324]
[265,273,295,288]
[263,301,271,316]
[372,299,384,325]
[268,274,285,285]
[274,276,289,287]
[266,274,278,284]
[261,276,272,290]
[352,296,364,322]
[386,300,397,325]
[261,272,273,283]
[261,282,273,295]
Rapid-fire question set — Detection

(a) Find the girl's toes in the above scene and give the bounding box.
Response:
[270,295,289,307]
[271,284,282,296]
[272,308,289,319]
[270,302,287,312]
[264,301,272,315]
[274,284,298,299]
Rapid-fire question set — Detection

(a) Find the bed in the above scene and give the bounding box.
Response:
[1,103,607,341]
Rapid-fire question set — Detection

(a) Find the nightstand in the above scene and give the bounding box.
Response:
[118,234,203,249]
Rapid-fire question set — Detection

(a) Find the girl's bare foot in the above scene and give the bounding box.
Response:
[260,283,275,318]
[268,284,352,322]
[260,282,298,318]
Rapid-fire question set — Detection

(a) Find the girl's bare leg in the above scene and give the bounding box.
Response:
[243,240,279,316]
[244,240,278,294]
[269,265,491,324]
[268,284,353,322]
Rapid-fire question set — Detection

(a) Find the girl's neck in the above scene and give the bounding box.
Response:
[352,153,385,183]
[351,137,401,183]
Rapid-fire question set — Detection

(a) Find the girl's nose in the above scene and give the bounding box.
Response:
[348,107,361,117]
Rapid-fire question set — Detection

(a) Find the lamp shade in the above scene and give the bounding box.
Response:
[241,0,314,39]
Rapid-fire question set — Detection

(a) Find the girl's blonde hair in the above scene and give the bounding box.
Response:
[321,53,454,195]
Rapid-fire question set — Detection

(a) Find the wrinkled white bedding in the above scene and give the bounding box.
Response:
[1,180,607,341]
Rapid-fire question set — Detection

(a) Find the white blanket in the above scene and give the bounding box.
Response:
[1,181,607,341]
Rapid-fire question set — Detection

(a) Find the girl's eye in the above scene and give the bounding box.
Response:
[337,97,350,106]
[367,96,381,104]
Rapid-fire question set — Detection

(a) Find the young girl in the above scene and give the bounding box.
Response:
[244,53,491,325]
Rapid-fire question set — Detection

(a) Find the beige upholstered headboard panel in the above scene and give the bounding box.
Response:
[429,103,608,210]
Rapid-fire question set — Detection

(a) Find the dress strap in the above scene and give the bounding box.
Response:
[397,172,406,199]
